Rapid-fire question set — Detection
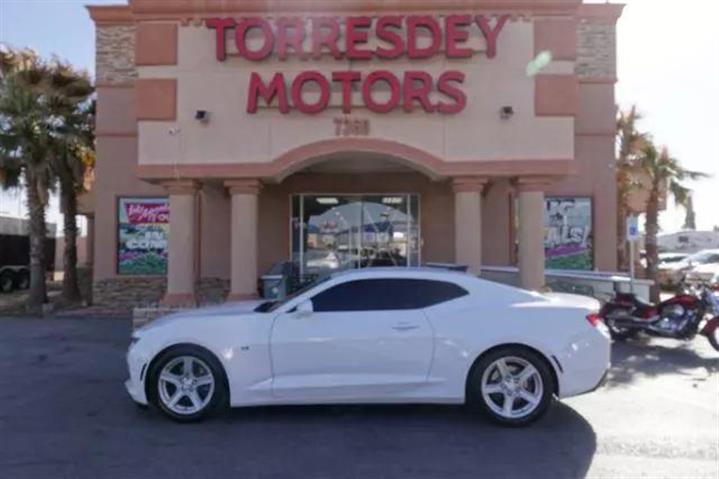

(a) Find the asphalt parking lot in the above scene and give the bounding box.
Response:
[0,317,717,479]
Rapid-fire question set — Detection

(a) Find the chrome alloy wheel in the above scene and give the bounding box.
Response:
[157,356,215,415]
[480,356,544,420]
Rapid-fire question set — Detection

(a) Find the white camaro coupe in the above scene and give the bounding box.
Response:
[126,268,610,426]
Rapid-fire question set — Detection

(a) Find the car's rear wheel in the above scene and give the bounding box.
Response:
[0,271,15,294]
[468,347,554,426]
[147,346,227,422]
[15,270,30,290]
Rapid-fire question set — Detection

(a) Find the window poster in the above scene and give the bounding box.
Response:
[117,198,169,275]
[544,197,593,270]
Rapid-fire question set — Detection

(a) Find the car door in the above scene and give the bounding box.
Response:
[270,278,434,400]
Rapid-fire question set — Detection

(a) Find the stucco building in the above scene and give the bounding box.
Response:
[85,0,623,307]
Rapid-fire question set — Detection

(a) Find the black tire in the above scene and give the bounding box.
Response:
[146,345,228,422]
[0,271,15,294]
[468,346,555,427]
[15,270,30,290]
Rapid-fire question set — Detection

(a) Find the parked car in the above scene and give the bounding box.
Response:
[658,249,719,288]
[641,252,689,270]
[126,267,610,426]
[658,252,690,266]
[685,263,719,287]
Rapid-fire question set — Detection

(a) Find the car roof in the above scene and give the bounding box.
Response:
[691,249,719,255]
[330,266,472,280]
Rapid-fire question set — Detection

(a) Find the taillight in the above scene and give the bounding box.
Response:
[586,313,603,327]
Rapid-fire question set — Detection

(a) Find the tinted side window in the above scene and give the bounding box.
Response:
[413,280,469,308]
[311,279,468,312]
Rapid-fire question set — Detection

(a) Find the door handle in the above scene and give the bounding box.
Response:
[392,324,419,332]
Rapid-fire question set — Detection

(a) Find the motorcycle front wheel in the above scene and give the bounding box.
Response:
[707,326,719,352]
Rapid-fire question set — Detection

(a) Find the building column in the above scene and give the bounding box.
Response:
[516,179,549,290]
[162,180,199,307]
[453,177,488,275]
[225,179,262,301]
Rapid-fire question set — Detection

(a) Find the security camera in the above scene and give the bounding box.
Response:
[195,110,209,123]
[500,106,514,120]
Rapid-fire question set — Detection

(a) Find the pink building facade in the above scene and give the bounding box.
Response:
[87,0,623,307]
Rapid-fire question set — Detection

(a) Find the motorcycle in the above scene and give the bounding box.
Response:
[599,283,719,351]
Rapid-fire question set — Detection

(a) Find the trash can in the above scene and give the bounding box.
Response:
[260,274,286,300]
[259,261,293,299]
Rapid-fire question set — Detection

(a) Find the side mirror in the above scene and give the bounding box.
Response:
[295,300,314,317]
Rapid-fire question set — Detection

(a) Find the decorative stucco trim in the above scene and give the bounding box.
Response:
[534,19,577,61]
[135,79,177,121]
[452,176,490,193]
[577,3,625,24]
[129,0,582,16]
[535,74,578,117]
[87,5,133,25]
[135,23,179,66]
[160,179,201,195]
[135,139,576,182]
[224,179,263,195]
[513,176,557,192]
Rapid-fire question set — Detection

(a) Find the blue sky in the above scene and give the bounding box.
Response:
[0,0,717,232]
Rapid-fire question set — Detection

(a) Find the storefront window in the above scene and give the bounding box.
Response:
[291,194,420,279]
[117,197,170,275]
[544,197,593,270]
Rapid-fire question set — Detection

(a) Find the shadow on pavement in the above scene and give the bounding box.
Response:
[607,337,719,388]
[167,401,597,479]
[0,317,596,479]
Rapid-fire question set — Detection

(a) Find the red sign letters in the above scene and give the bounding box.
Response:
[205,15,510,115]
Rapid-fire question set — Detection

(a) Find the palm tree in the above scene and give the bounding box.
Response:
[46,61,94,303]
[616,106,648,271]
[683,196,696,230]
[637,143,708,301]
[1,48,96,308]
[0,48,56,307]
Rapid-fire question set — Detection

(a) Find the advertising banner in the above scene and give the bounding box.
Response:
[117,198,169,275]
[544,197,593,270]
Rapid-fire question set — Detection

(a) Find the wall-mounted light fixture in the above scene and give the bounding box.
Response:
[195,110,210,124]
[500,106,514,120]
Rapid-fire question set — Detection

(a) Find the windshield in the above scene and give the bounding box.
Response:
[260,275,333,313]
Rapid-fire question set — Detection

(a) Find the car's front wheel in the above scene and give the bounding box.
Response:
[147,346,227,422]
[468,347,555,426]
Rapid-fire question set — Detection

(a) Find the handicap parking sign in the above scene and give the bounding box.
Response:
[626,216,640,241]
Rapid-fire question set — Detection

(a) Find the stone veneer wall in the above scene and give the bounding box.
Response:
[96,25,137,84]
[576,22,617,79]
[93,277,231,312]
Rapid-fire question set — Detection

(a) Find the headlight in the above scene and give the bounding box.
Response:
[129,335,141,348]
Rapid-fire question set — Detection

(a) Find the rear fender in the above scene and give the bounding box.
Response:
[700,316,719,337]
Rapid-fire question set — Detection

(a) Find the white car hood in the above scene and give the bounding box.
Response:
[660,262,691,272]
[138,299,269,332]
[690,263,719,275]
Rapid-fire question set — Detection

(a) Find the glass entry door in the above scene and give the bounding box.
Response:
[291,194,419,279]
